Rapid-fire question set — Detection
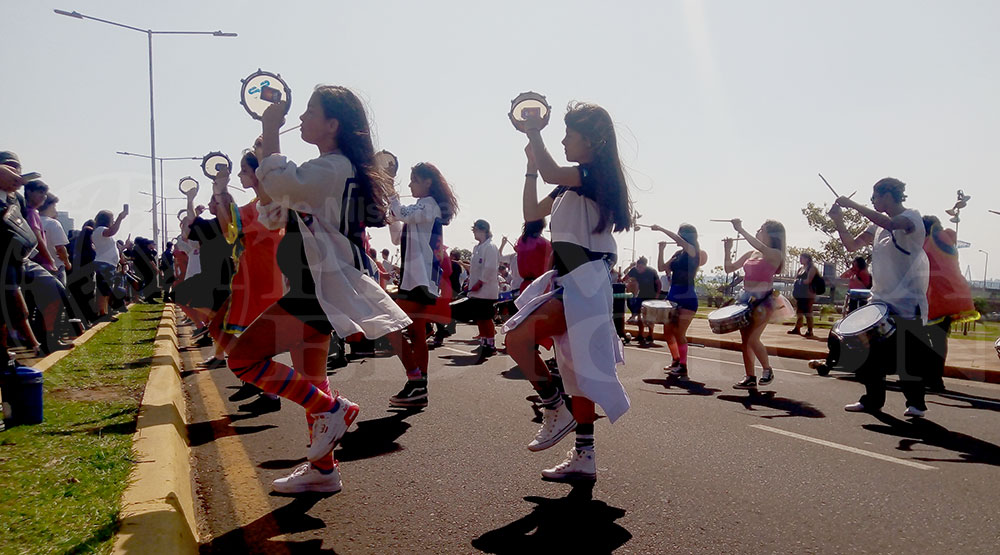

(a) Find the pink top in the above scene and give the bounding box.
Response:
[743,256,779,285]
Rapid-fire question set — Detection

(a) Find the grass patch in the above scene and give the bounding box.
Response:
[0,303,163,555]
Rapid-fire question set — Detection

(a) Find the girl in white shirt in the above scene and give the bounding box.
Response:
[226,85,411,494]
[386,162,458,408]
[504,102,632,483]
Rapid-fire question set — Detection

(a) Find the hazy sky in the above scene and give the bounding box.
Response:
[4,1,998,281]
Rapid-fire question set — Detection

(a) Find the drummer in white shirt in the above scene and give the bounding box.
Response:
[829,177,930,417]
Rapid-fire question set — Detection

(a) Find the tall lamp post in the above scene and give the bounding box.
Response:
[944,189,971,240]
[116,152,199,251]
[980,249,989,290]
[54,9,236,249]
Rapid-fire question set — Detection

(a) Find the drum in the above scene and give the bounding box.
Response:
[843,288,872,315]
[832,302,895,350]
[641,300,677,325]
[708,304,753,334]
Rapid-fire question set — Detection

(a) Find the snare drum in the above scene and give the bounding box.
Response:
[843,288,872,315]
[641,300,677,324]
[832,302,895,350]
[708,304,753,334]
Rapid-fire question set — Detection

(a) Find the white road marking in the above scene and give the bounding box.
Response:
[750,424,937,470]
[440,346,477,356]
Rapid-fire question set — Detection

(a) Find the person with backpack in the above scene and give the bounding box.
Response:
[789,252,819,338]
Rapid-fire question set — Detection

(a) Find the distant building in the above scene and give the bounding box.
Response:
[56,211,74,235]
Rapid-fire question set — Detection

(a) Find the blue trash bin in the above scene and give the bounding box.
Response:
[0,367,44,425]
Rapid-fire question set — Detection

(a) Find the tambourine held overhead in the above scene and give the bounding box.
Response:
[201,151,232,179]
[177,209,188,221]
[178,176,199,196]
[240,69,292,121]
[509,91,551,132]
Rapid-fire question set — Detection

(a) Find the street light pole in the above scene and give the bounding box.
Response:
[980,249,989,290]
[115,152,199,251]
[54,9,236,249]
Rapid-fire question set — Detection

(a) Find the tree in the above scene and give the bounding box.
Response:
[801,202,873,272]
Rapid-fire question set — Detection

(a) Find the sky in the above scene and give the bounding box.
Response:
[3,1,998,283]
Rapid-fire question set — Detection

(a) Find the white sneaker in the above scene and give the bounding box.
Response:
[527,401,577,452]
[903,406,926,418]
[844,401,867,412]
[807,359,824,369]
[541,448,597,482]
[272,462,343,494]
[307,395,360,462]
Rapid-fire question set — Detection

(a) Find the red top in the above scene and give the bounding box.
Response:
[515,235,552,291]
[224,200,285,331]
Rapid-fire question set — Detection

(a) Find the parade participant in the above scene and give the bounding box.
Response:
[386,162,458,407]
[624,256,661,345]
[829,177,930,417]
[173,190,234,339]
[430,248,463,347]
[225,86,411,494]
[91,206,128,321]
[504,101,632,482]
[789,252,819,337]
[468,219,499,363]
[512,219,552,294]
[843,257,873,290]
[201,151,285,412]
[723,219,786,389]
[650,224,700,377]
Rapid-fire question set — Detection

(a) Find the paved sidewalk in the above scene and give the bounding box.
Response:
[627,318,1000,383]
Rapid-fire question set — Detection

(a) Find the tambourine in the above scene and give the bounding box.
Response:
[201,151,232,179]
[374,150,399,176]
[240,69,292,121]
[178,176,199,196]
[177,209,188,222]
[509,91,551,132]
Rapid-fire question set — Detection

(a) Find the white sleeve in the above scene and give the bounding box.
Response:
[257,154,352,215]
[256,200,288,231]
[45,220,69,246]
[390,197,438,224]
[484,245,499,277]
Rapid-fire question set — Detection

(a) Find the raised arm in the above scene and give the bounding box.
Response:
[650,224,697,257]
[212,167,236,237]
[828,204,875,252]
[523,112,582,188]
[522,143,555,222]
[730,219,782,268]
[102,205,128,237]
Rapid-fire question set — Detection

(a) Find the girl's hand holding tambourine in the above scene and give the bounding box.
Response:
[261,100,287,133]
[212,166,230,195]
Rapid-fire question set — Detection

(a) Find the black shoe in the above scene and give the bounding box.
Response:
[389,379,428,407]
[733,375,757,390]
[429,335,444,349]
[758,368,774,386]
[239,394,281,414]
[668,364,688,379]
[41,338,74,355]
[327,355,348,370]
[229,382,262,402]
[194,334,213,348]
[191,326,209,340]
[473,345,496,364]
[198,356,227,370]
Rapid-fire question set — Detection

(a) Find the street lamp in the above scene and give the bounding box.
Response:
[54,9,236,250]
[944,189,971,240]
[980,249,989,290]
[116,151,199,251]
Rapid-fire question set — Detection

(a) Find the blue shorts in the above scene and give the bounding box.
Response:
[667,287,698,312]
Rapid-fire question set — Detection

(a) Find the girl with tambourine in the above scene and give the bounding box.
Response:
[650,223,701,378]
[226,86,411,494]
[386,162,458,408]
[723,219,786,389]
[504,102,632,483]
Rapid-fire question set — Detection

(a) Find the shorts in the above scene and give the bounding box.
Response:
[666,287,698,312]
[94,262,115,297]
[394,286,437,306]
[738,289,775,310]
[465,297,497,322]
[174,273,231,312]
[277,292,334,336]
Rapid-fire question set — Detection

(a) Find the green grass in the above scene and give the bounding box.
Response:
[0,303,162,555]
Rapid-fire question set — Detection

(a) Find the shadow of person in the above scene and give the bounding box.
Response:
[862,412,1000,467]
[438,353,481,367]
[716,393,825,419]
[199,494,337,554]
[334,409,420,462]
[501,365,527,380]
[471,483,631,553]
[642,377,721,397]
[187,418,278,447]
[929,390,1000,414]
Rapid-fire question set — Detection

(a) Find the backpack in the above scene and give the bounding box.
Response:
[810,275,826,295]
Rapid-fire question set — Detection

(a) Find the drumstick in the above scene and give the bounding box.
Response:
[709,219,732,223]
[279,124,301,135]
[818,173,839,197]
[989,209,1000,216]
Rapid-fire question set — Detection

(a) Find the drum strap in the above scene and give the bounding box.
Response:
[889,231,911,256]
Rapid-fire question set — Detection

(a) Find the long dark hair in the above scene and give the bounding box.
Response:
[410,162,459,225]
[564,102,632,233]
[521,219,546,241]
[312,85,392,228]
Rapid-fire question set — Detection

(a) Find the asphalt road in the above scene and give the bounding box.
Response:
[184,323,1000,554]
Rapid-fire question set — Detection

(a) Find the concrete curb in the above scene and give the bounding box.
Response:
[626,325,1000,385]
[112,304,198,555]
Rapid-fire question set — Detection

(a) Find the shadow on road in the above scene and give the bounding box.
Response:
[335,408,420,462]
[187,417,278,448]
[642,377,721,396]
[200,493,337,554]
[717,392,826,419]
[863,412,1000,467]
[929,390,1000,414]
[471,483,631,553]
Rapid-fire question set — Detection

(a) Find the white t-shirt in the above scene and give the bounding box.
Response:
[175,238,202,278]
[500,252,523,292]
[389,196,442,295]
[93,226,119,266]
[41,216,69,270]
[867,208,929,321]
[469,239,499,300]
